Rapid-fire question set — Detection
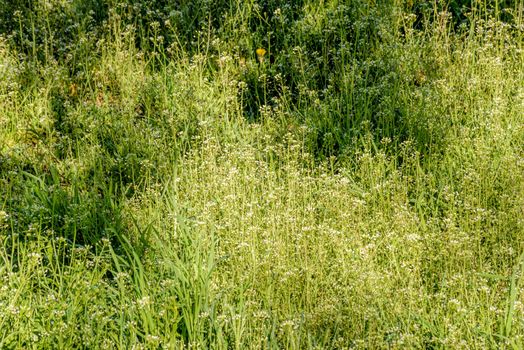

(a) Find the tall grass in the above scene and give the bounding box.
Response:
[0,0,523,348]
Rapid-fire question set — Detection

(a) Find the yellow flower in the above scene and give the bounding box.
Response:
[256,48,267,63]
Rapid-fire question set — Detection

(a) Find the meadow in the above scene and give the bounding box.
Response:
[0,0,523,348]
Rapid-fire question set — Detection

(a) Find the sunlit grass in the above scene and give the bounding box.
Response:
[0,0,523,348]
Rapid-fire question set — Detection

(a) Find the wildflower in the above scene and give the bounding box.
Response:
[256,48,267,63]
[28,252,42,263]
[0,210,8,228]
[239,57,246,68]
[137,296,151,309]
[145,335,160,344]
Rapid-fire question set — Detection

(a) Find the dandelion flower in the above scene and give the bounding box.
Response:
[256,48,267,63]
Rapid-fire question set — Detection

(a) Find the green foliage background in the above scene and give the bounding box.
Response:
[0,0,523,348]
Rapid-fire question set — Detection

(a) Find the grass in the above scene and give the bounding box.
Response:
[0,0,523,348]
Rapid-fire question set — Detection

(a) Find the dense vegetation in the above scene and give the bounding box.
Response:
[0,0,523,348]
